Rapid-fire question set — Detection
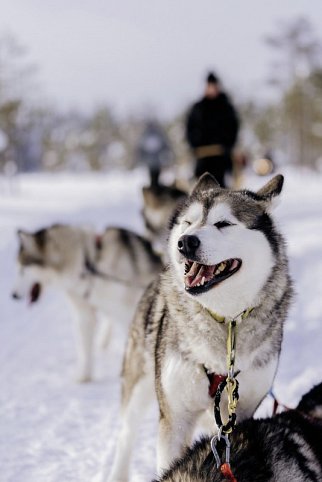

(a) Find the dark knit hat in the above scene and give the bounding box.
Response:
[207,72,219,84]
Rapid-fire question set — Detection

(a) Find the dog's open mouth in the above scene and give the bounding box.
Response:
[29,283,41,304]
[184,258,242,294]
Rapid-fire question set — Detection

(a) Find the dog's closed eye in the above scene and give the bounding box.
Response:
[214,220,234,229]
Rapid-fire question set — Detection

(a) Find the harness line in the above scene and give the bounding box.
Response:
[208,307,253,482]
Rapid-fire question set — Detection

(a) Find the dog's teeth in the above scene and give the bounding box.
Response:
[214,262,226,275]
[201,276,205,286]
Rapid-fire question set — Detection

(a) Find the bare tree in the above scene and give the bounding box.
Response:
[264,17,322,166]
[0,32,40,171]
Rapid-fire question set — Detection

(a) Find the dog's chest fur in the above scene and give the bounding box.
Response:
[142,269,288,421]
[154,274,282,372]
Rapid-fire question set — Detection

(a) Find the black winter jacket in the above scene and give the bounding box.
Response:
[186,93,239,151]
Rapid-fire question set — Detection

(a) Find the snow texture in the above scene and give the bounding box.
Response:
[1,167,322,481]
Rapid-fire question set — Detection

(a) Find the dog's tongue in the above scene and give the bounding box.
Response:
[185,263,214,288]
[29,283,41,304]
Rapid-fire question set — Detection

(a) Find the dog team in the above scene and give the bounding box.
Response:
[12,174,322,481]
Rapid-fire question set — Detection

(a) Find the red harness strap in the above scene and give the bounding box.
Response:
[221,463,237,482]
[207,372,226,398]
[272,396,279,415]
[270,390,292,415]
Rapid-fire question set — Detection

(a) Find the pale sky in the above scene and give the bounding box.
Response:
[1,0,322,118]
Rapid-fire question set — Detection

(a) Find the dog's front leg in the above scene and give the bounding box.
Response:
[156,354,209,474]
[157,411,196,475]
[156,351,209,473]
[67,293,97,382]
[108,375,154,482]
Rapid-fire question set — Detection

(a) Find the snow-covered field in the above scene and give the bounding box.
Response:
[1,167,322,482]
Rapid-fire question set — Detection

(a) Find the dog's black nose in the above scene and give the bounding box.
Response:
[11,292,20,300]
[178,235,200,257]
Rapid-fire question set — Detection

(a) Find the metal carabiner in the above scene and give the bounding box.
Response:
[228,366,235,380]
[211,433,231,469]
[227,377,238,414]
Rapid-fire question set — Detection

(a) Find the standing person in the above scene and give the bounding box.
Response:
[137,121,172,187]
[186,72,239,187]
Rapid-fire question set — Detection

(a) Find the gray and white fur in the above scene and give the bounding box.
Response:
[108,173,293,481]
[12,224,162,382]
[142,183,187,257]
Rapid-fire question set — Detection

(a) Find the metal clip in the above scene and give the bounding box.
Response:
[228,366,235,380]
[211,433,231,469]
[226,378,238,414]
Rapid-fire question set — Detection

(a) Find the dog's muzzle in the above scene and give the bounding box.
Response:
[178,235,200,258]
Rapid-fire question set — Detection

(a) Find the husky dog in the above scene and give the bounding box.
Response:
[109,173,293,480]
[12,224,162,382]
[142,183,187,255]
[157,383,322,482]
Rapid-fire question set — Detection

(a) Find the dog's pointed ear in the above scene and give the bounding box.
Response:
[17,229,31,244]
[142,186,149,202]
[142,186,157,207]
[191,172,221,196]
[17,230,38,253]
[256,174,284,201]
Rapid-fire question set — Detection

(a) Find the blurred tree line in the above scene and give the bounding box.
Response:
[0,33,150,173]
[240,16,322,168]
[1,16,322,173]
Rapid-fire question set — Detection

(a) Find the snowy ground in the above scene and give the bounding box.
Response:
[1,167,322,482]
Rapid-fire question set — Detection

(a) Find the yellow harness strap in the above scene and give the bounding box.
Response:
[206,307,253,324]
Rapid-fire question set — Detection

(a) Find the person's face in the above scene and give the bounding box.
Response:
[205,82,220,98]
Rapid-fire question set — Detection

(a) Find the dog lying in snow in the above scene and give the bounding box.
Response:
[157,383,322,482]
